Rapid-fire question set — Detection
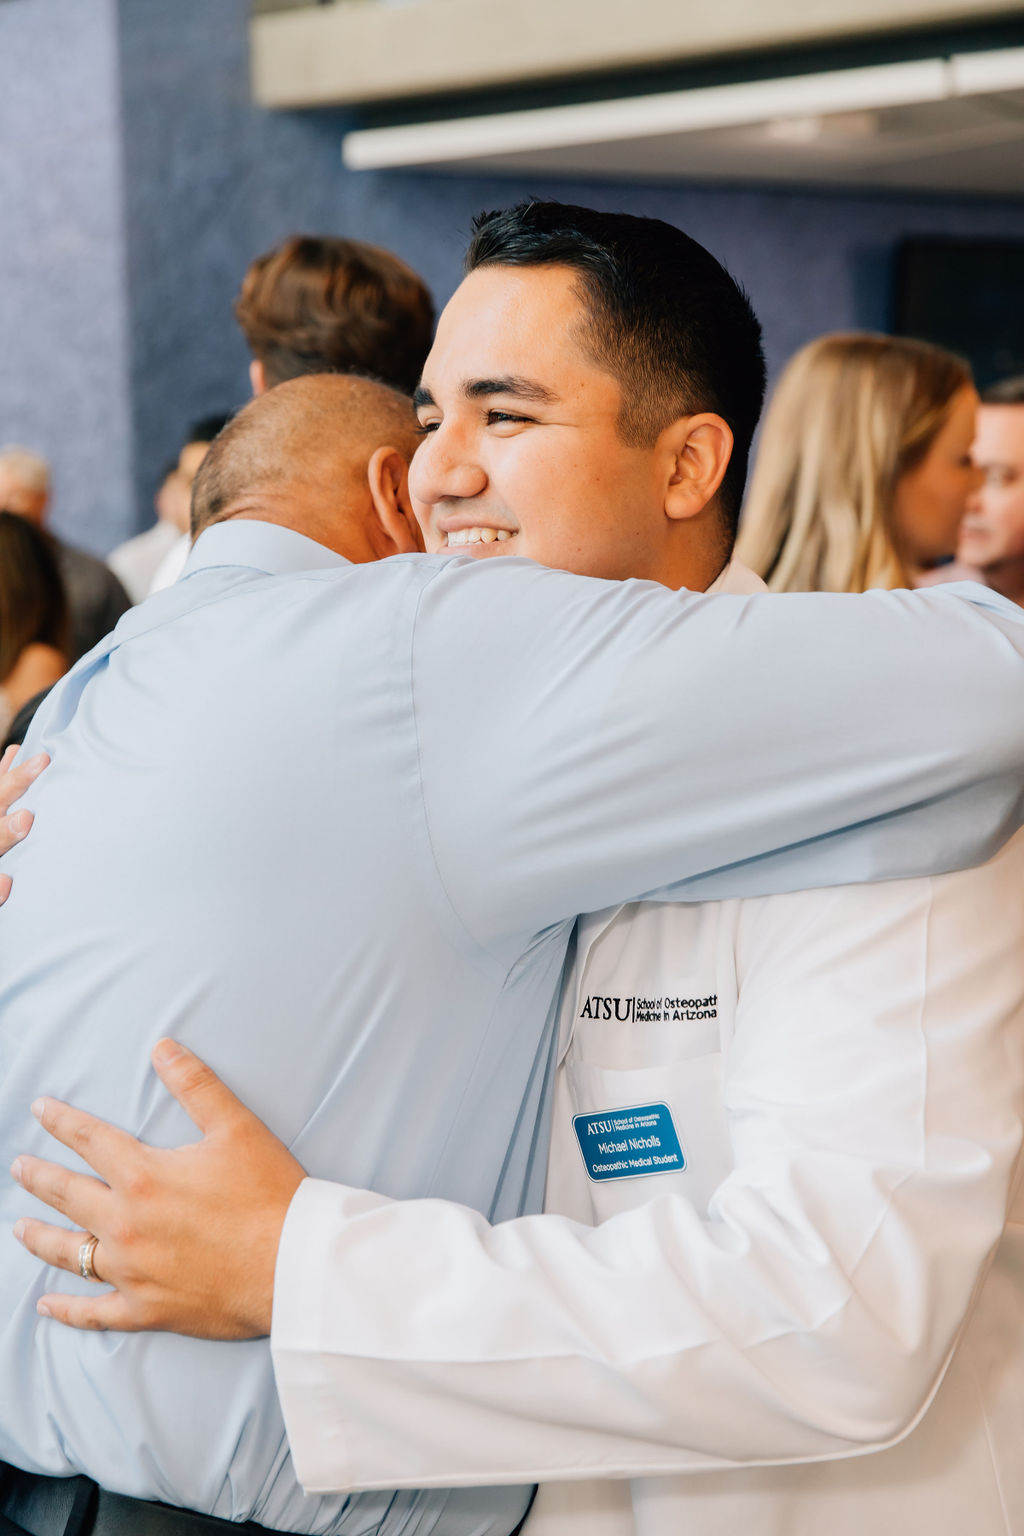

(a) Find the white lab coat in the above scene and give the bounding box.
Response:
[271,566,1024,1534]
[523,569,1024,1536]
[527,851,1024,1535]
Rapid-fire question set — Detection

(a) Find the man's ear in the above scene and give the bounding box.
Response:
[249,359,267,398]
[366,447,425,557]
[663,414,734,523]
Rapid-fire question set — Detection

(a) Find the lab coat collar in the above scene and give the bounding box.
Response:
[706,558,767,596]
[185,520,350,579]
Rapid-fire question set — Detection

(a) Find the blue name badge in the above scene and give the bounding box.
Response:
[573,1101,685,1182]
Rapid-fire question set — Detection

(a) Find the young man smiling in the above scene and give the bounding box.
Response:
[412,207,753,590]
[299,201,1024,1536]
[7,204,1024,1536]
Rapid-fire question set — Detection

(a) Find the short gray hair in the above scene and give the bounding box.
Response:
[0,447,50,495]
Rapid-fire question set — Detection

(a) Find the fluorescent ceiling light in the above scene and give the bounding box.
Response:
[342,58,951,170]
[342,46,1024,174]
[950,44,1024,94]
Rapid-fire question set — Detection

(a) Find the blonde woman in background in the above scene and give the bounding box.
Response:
[737,332,982,591]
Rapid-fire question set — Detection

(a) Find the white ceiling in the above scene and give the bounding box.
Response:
[342,49,1024,195]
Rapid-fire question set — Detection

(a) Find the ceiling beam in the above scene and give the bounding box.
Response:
[251,0,1024,108]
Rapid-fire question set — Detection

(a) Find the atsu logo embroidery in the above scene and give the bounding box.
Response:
[578,993,718,1023]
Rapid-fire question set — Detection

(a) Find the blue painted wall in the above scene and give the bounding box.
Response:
[4,0,1024,552]
[115,0,353,536]
[0,0,133,554]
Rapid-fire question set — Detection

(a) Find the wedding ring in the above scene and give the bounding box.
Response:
[77,1234,100,1282]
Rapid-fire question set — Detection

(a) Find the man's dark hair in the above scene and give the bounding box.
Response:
[234,235,435,396]
[465,201,766,535]
[982,374,1024,406]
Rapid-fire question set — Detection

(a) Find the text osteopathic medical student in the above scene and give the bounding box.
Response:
[8,205,1024,1536]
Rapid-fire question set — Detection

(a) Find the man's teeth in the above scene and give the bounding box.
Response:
[447,527,513,546]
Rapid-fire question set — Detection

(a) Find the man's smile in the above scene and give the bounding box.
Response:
[436,514,521,555]
[446,526,515,550]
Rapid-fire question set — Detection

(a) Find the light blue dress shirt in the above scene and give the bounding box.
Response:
[0,521,1023,1534]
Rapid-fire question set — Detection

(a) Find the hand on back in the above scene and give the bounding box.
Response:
[0,744,49,902]
[11,1039,306,1338]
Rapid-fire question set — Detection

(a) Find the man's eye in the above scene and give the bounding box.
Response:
[487,411,533,427]
[415,421,440,436]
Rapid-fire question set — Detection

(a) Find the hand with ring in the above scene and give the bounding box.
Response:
[11,1038,306,1337]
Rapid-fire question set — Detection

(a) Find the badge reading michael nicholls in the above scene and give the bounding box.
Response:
[573,1102,685,1182]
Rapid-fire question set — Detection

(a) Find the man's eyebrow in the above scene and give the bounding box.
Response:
[463,376,558,405]
[412,385,435,410]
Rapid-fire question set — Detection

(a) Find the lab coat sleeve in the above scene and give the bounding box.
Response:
[270,831,1024,1491]
[409,561,1024,955]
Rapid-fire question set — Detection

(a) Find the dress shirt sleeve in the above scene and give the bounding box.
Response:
[271,832,1024,1491]
[408,562,1024,957]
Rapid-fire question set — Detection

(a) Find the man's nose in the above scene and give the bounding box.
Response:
[410,427,488,504]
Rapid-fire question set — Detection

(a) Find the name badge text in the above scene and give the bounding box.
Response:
[573,1102,685,1182]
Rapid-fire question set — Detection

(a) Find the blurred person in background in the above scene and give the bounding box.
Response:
[737,333,981,591]
[234,233,434,398]
[0,447,130,661]
[0,512,67,749]
[146,415,234,596]
[107,460,191,604]
[954,375,1024,607]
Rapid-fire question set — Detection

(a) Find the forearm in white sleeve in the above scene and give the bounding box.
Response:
[270,832,1024,1492]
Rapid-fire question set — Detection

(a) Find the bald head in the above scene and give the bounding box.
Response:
[191,374,424,563]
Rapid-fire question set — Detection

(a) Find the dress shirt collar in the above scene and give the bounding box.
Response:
[184,520,349,579]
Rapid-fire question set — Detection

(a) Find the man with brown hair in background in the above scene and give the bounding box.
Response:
[135,235,437,599]
[234,234,435,398]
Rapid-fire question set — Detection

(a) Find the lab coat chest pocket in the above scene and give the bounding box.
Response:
[566,901,739,1219]
[566,1053,729,1218]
